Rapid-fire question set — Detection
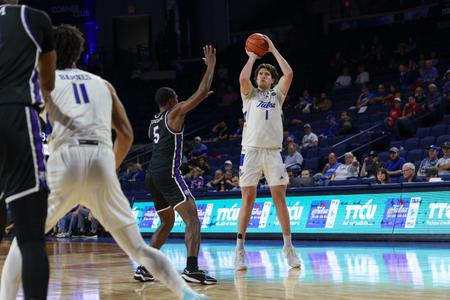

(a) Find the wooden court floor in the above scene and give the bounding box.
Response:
[1,238,450,299]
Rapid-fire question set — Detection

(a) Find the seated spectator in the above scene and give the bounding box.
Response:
[423,84,443,125]
[421,60,439,83]
[300,124,319,150]
[402,162,420,183]
[283,129,297,146]
[376,168,390,184]
[207,170,223,191]
[190,136,208,159]
[283,136,300,153]
[398,64,415,91]
[321,115,338,138]
[312,92,332,112]
[393,94,422,138]
[196,156,211,176]
[386,147,406,177]
[331,152,360,180]
[296,89,313,110]
[290,169,315,187]
[360,150,385,177]
[334,67,352,89]
[230,175,240,191]
[417,145,440,176]
[426,167,442,182]
[231,118,244,139]
[383,84,401,106]
[437,142,450,176]
[120,163,144,182]
[414,86,427,104]
[222,160,236,175]
[218,170,234,192]
[386,97,402,127]
[368,84,388,105]
[354,86,370,109]
[211,121,230,141]
[284,144,303,173]
[320,152,342,181]
[56,206,79,238]
[337,111,353,135]
[354,64,370,86]
[185,167,205,190]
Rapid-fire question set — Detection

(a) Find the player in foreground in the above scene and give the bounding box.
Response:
[0,24,207,300]
[134,45,217,285]
[234,34,300,270]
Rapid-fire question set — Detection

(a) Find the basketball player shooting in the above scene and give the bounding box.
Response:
[234,34,301,270]
[0,25,207,300]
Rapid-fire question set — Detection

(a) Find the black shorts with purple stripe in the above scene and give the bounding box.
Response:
[145,170,194,212]
[0,104,48,204]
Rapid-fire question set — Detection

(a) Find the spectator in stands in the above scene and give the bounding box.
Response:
[211,121,230,141]
[320,152,342,181]
[437,142,450,176]
[383,84,401,106]
[354,86,370,110]
[368,84,388,105]
[426,167,442,182]
[290,169,314,187]
[402,162,419,183]
[284,143,303,173]
[334,67,352,89]
[355,64,370,86]
[414,86,427,104]
[120,163,144,182]
[312,92,332,112]
[185,167,205,190]
[360,150,385,178]
[418,145,440,176]
[300,124,318,150]
[206,169,223,191]
[321,114,338,138]
[283,136,300,153]
[296,89,313,111]
[394,94,422,138]
[218,170,234,192]
[337,111,353,135]
[386,97,402,127]
[331,152,360,180]
[196,156,211,176]
[376,168,390,184]
[421,60,439,83]
[230,175,240,191]
[398,64,415,91]
[231,118,244,139]
[190,136,208,159]
[386,147,406,177]
[423,84,443,125]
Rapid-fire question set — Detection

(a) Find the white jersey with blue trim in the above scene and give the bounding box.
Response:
[241,84,286,149]
[47,68,113,151]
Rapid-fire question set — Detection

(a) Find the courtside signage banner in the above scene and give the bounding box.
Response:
[132,191,450,234]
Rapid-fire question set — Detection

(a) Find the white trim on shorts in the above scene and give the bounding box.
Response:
[156,206,172,213]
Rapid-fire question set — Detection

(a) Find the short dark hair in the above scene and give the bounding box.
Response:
[155,87,176,107]
[253,64,279,87]
[53,24,84,70]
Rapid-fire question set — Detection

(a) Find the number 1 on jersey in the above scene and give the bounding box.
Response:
[72,83,90,104]
[265,110,269,120]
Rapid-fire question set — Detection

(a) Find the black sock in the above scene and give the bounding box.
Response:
[187,256,198,271]
[237,233,243,239]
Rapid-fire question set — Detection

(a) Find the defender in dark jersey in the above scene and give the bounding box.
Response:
[133,46,217,285]
[0,0,56,299]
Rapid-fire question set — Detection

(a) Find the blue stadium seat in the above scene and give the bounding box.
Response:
[419,136,436,149]
[329,179,362,186]
[332,144,346,156]
[390,176,401,183]
[431,124,447,137]
[436,135,450,147]
[303,157,319,174]
[378,151,390,163]
[390,140,404,149]
[305,147,319,159]
[406,149,423,162]
[416,127,430,139]
[319,146,331,157]
[403,137,419,150]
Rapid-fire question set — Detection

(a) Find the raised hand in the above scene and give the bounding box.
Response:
[262,34,276,53]
[203,45,216,67]
[245,49,260,59]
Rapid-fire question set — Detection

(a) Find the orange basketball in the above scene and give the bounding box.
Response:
[245,33,269,57]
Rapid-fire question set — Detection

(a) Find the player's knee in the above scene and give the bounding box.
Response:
[185,217,200,231]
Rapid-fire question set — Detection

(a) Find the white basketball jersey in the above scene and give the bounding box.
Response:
[47,68,113,151]
[241,85,285,149]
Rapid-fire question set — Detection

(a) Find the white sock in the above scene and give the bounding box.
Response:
[236,233,245,250]
[283,235,293,248]
[0,238,22,300]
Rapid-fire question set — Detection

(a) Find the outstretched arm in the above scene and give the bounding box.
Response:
[105,80,134,170]
[239,50,259,97]
[168,46,216,131]
[263,35,293,96]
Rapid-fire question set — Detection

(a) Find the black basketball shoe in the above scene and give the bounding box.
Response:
[133,265,155,282]
[181,268,217,285]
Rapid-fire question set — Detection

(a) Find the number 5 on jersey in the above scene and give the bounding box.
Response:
[72,83,90,104]
[153,126,160,143]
